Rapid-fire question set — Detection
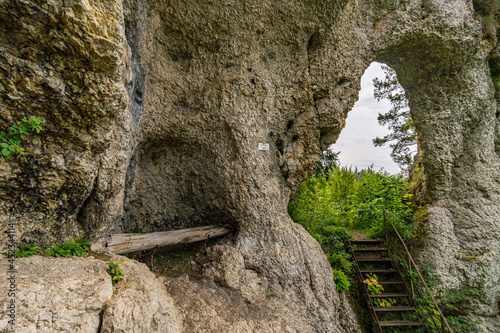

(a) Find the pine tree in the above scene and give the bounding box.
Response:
[315,150,340,177]
[372,65,417,171]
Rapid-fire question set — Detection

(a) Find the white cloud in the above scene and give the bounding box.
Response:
[329,62,401,174]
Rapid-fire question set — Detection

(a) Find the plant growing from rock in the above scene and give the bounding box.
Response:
[333,269,350,292]
[14,243,41,258]
[106,260,127,285]
[44,237,91,257]
[0,116,42,161]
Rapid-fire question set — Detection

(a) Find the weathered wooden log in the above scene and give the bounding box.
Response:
[106,225,231,254]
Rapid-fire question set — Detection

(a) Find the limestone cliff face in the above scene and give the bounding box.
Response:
[0,255,183,332]
[1,0,499,331]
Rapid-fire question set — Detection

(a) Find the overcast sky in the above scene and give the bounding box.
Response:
[329,62,401,174]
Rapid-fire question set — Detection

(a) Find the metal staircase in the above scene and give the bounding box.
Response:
[352,239,427,332]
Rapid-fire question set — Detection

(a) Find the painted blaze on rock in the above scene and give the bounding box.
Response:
[0,0,499,331]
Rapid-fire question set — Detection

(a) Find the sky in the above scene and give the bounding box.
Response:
[329,62,401,174]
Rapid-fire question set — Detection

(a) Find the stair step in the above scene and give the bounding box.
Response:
[354,247,387,252]
[378,281,404,285]
[369,293,410,298]
[374,306,416,312]
[379,320,425,327]
[355,258,392,263]
[360,269,397,273]
[353,239,382,244]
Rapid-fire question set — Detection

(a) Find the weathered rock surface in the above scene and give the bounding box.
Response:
[1,0,499,331]
[100,254,182,333]
[0,0,134,250]
[0,255,181,332]
[164,273,357,333]
[0,256,112,332]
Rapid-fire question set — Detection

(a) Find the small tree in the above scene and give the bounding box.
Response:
[372,65,417,171]
[315,150,340,177]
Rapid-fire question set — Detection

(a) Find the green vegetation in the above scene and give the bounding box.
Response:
[372,65,416,171]
[44,237,91,257]
[288,164,415,297]
[289,162,484,331]
[288,165,414,241]
[106,260,127,285]
[364,273,396,308]
[1,116,43,161]
[288,164,420,329]
[399,260,485,332]
[363,273,383,295]
[333,269,350,292]
[14,237,91,258]
[14,243,41,258]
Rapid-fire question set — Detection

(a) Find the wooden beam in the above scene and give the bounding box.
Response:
[106,225,231,254]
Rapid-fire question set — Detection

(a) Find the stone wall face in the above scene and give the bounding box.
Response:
[0,0,134,247]
[1,0,499,331]
[0,255,183,332]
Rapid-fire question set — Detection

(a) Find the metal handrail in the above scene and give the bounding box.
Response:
[390,244,441,331]
[377,205,452,333]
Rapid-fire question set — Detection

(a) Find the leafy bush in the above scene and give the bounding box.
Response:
[289,166,414,240]
[14,243,41,258]
[322,226,354,272]
[327,251,352,272]
[1,116,42,161]
[44,237,91,257]
[333,269,350,292]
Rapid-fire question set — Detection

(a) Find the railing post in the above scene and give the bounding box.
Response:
[383,211,388,245]
[378,205,453,333]
[409,253,414,299]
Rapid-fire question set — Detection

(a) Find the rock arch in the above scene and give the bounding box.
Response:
[308,1,499,329]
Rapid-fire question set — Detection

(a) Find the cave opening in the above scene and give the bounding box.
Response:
[287,61,422,328]
[288,61,419,240]
[331,62,412,175]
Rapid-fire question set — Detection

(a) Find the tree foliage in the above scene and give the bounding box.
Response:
[288,166,413,240]
[372,65,417,171]
[315,150,340,177]
[288,166,416,291]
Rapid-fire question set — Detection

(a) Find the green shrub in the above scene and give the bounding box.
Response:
[44,237,91,257]
[363,273,384,295]
[288,166,414,241]
[14,243,41,258]
[333,269,350,292]
[327,251,352,272]
[1,116,42,161]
